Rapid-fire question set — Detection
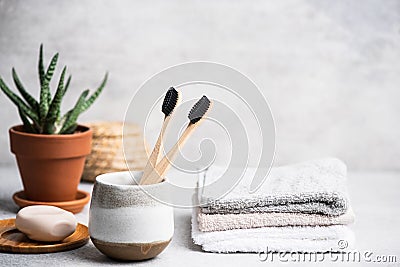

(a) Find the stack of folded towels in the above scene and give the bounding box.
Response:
[192,158,355,253]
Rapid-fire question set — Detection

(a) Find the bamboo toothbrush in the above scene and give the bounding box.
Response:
[139,87,180,185]
[140,95,212,185]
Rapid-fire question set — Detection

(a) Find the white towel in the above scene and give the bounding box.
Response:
[192,208,355,253]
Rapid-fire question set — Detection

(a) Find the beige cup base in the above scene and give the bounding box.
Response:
[91,237,172,261]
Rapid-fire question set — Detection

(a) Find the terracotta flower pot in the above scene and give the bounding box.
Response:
[9,125,92,202]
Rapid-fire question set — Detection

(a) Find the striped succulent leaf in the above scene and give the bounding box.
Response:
[0,76,39,124]
[43,66,67,134]
[63,75,71,97]
[59,110,71,127]
[12,68,39,113]
[60,123,77,134]
[59,89,89,134]
[18,107,36,133]
[80,73,108,112]
[39,53,58,120]
[38,44,45,87]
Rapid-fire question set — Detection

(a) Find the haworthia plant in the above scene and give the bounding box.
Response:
[0,44,107,134]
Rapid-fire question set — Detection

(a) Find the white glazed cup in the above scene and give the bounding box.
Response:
[89,171,174,261]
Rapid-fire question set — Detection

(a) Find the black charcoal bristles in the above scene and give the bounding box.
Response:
[188,95,211,124]
[162,87,179,117]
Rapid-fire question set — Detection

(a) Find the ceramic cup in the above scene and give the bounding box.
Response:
[89,171,174,261]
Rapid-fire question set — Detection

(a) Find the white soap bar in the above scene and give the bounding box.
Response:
[16,205,77,242]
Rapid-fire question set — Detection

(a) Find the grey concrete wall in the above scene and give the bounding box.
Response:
[0,0,399,170]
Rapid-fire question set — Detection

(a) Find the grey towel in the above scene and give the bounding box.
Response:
[198,158,349,216]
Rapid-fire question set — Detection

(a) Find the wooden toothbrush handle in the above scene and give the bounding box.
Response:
[140,123,197,185]
[140,116,171,185]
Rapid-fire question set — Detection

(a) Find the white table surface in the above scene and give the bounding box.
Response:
[0,165,399,267]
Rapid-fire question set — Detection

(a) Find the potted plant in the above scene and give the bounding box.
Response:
[0,44,107,203]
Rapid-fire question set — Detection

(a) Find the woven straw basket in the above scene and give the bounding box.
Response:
[81,122,148,182]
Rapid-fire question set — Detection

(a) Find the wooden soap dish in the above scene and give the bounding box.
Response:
[0,218,89,253]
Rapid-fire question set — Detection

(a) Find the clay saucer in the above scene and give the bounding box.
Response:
[12,190,90,214]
